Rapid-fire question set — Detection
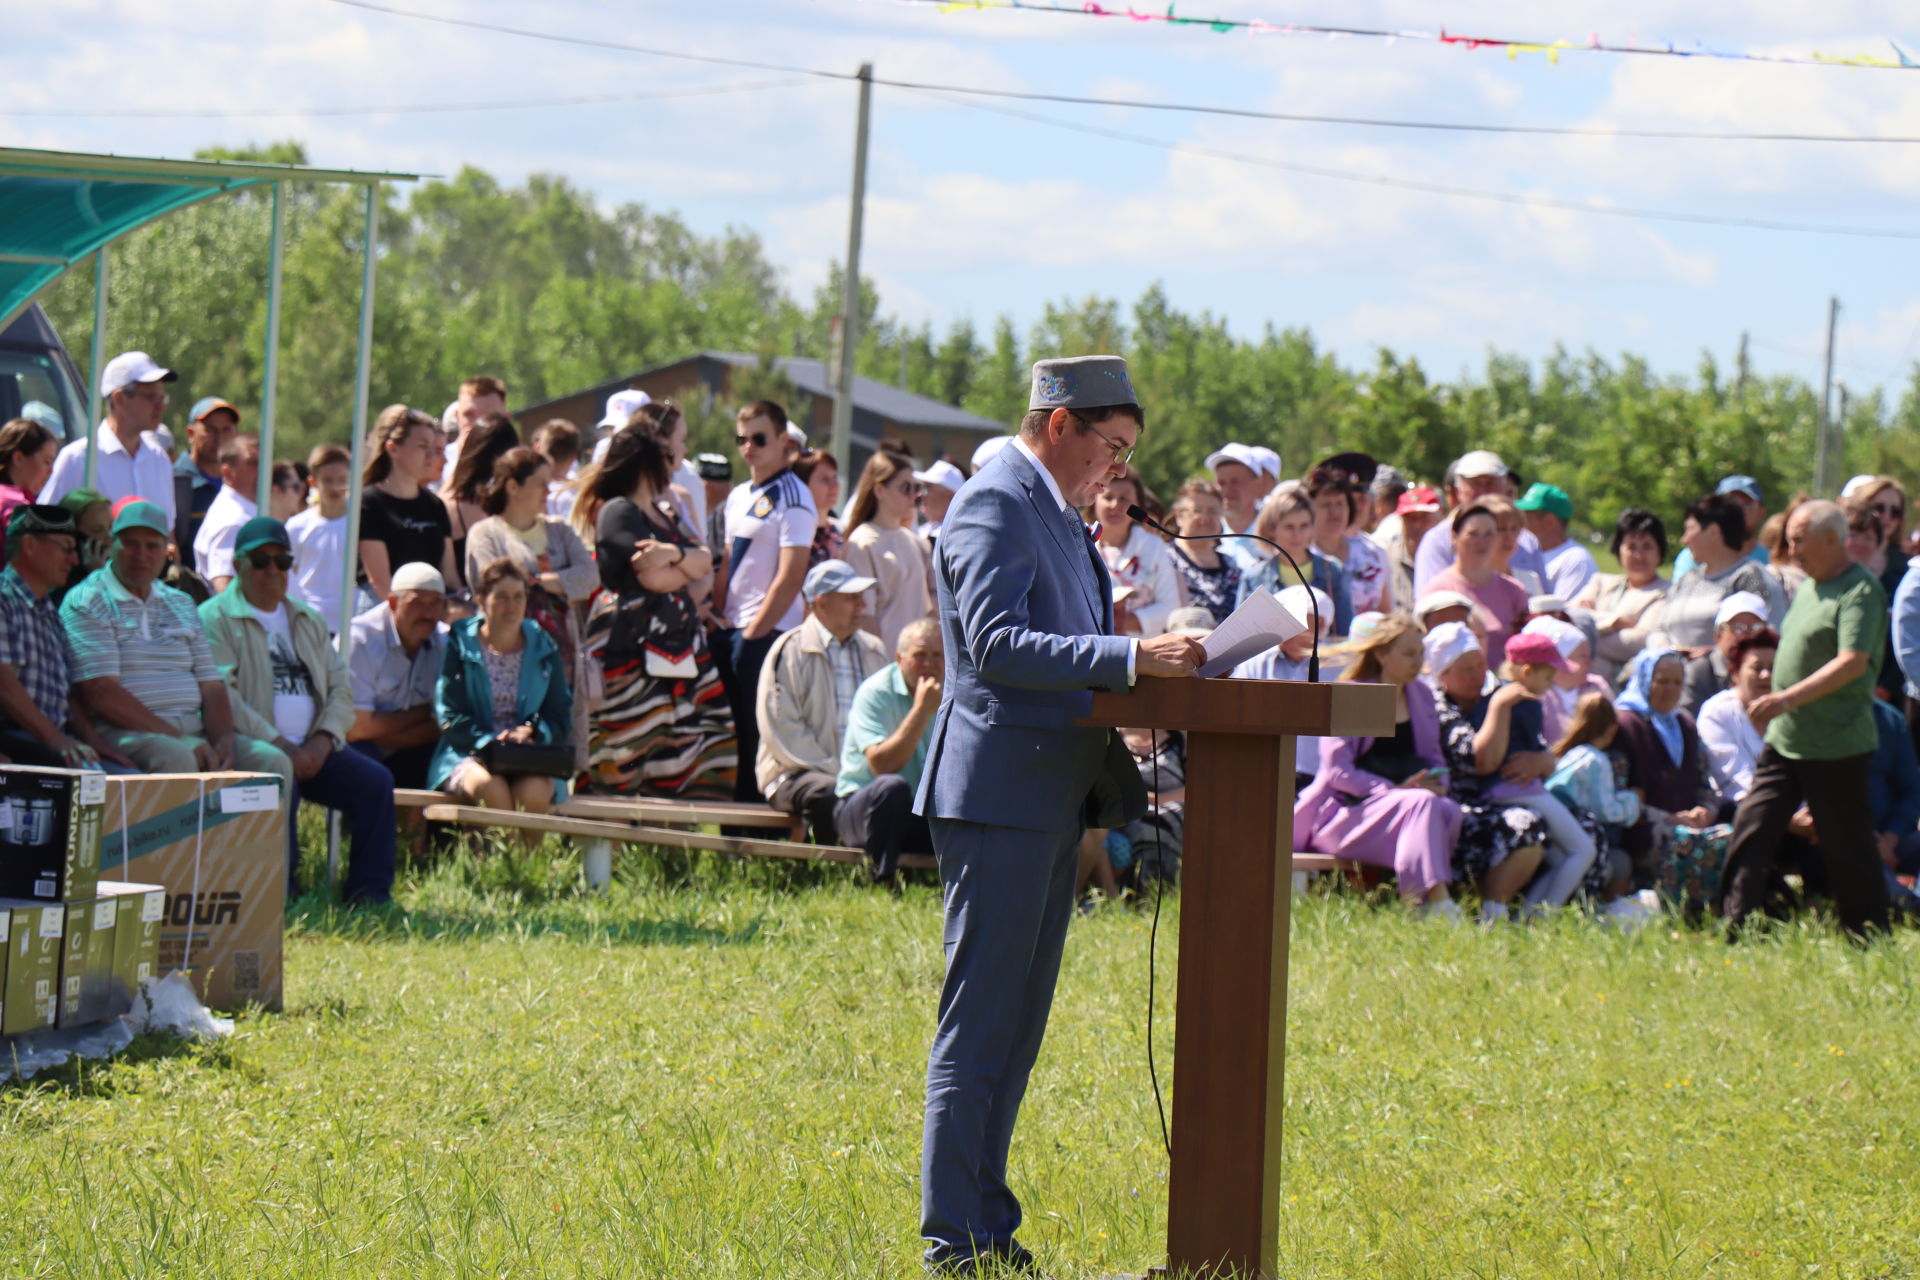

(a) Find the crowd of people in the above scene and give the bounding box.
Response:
[2,345,1916,932]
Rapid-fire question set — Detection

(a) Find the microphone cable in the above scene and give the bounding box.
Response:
[1124,503,1322,682]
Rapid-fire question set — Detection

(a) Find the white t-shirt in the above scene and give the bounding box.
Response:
[286,506,348,630]
[194,486,258,582]
[253,603,318,744]
[41,423,177,525]
[721,468,816,632]
[673,458,706,535]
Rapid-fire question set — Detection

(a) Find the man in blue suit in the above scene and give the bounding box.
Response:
[915,356,1205,1274]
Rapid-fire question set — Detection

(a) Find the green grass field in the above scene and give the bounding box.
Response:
[5,842,1919,1279]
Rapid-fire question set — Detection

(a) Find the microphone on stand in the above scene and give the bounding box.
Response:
[1125,502,1322,683]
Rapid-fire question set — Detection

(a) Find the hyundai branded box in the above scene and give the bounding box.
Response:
[0,766,106,902]
[0,898,63,1033]
[99,881,166,1018]
[100,774,286,1011]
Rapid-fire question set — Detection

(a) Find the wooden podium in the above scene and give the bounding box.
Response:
[1082,677,1396,1279]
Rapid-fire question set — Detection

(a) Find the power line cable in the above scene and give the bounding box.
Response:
[907,86,1920,241]
[312,0,1920,145]
[0,76,808,119]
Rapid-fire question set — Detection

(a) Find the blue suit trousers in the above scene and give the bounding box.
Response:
[921,816,1081,1268]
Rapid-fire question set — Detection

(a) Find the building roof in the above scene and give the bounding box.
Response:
[0,146,418,328]
[701,352,1007,435]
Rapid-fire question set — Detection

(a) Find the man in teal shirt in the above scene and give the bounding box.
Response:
[1722,499,1891,937]
[836,618,943,887]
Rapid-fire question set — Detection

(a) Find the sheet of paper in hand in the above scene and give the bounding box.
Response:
[1194,589,1308,679]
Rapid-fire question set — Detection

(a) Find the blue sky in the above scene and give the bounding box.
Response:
[11,0,1920,393]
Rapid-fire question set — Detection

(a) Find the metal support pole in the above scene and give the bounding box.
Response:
[329,186,380,890]
[84,247,108,489]
[337,186,380,655]
[829,63,873,481]
[257,182,286,508]
[1816,295,1839,496]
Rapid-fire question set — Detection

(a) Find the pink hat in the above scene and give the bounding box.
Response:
[1504,631,1570,671]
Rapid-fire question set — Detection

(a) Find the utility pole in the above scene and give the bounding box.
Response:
[830,63,873,482]
[1735,331,1749,401]
[1816,296,1840,496]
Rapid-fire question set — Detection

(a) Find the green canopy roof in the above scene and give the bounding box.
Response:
[0,146,418,328]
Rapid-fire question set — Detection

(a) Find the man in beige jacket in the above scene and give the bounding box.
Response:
[756,560,889,845]
[199,516,398,905]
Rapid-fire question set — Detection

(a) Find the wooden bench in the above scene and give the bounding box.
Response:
[418,803,935,886]
[555,795,800,836]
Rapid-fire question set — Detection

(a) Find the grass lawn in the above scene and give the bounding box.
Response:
[5,841,1919,1279]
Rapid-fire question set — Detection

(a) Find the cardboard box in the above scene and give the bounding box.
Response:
[99,774,286,1012]
[0,766,106,902]
[0,899,63,1033]
[99,881,165,1019]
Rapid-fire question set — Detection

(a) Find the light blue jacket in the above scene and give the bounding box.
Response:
[429,617,573,792]
[913,443,1133,832]
[1892,557,1920,699]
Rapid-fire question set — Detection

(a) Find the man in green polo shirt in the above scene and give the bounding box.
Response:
[836,618,943,888]
[1722,499,1891,937]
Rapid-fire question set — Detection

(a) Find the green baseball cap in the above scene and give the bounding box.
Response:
[109,500,170,539]
[1515,482,1572,522]
[234,516,291,557]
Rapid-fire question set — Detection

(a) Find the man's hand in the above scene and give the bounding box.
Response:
[50,733,98,771]
[1787,806,1818,841]
[194,737,235,772]
[1748,691,1794,730]
[911,675,943,716]
[1137,633,1204,679]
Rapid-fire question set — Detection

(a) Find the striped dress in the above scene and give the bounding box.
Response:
[580,496,736,798]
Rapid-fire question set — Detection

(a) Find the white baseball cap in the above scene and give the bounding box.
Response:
[1522,615,1587,661]
[914,459,966,494]
[1204,442,1259,475]
[99,351,176,397]
[1714,591,1768,629]
[1413,589,1476,622]
[1454,449,1509,479]
[1247,446,1282,480]
[1422,620,1483,676]
[971,435,1013,472]
[598,388,652,431]
[786,423,809,447]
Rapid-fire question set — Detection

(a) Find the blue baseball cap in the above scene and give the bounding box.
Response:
[1716,475,1762,503]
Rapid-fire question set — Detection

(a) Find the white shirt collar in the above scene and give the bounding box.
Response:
[1010,435,1070,514]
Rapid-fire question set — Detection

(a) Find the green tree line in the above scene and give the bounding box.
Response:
[41,141,1920,543]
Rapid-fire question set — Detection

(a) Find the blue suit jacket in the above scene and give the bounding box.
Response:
[914,444,1134,832]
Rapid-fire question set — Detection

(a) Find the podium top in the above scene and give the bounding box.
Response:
[1081,676,1397,737]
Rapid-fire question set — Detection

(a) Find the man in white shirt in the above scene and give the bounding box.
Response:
[1517,482,1597,602]
[41,351,179,530]
[193,433,262,591]
[716,399,816,803]
[438,375,508,491]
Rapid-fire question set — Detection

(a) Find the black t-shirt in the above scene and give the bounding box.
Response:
[360,488,451,585]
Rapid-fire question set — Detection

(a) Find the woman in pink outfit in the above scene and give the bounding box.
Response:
[1293,615,1464,918]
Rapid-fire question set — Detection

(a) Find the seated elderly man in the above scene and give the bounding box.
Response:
[835,617,943,886]
[61,500,291,788]
[1677,590,1768,717]
[200,517,397,905]
[347,562,450,791]
[756,559,890,844]
[0,505,129,770]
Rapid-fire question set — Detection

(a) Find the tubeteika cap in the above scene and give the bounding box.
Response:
[694,452,733,483]
[1028,355,1136,411]
[390,562,447,595]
